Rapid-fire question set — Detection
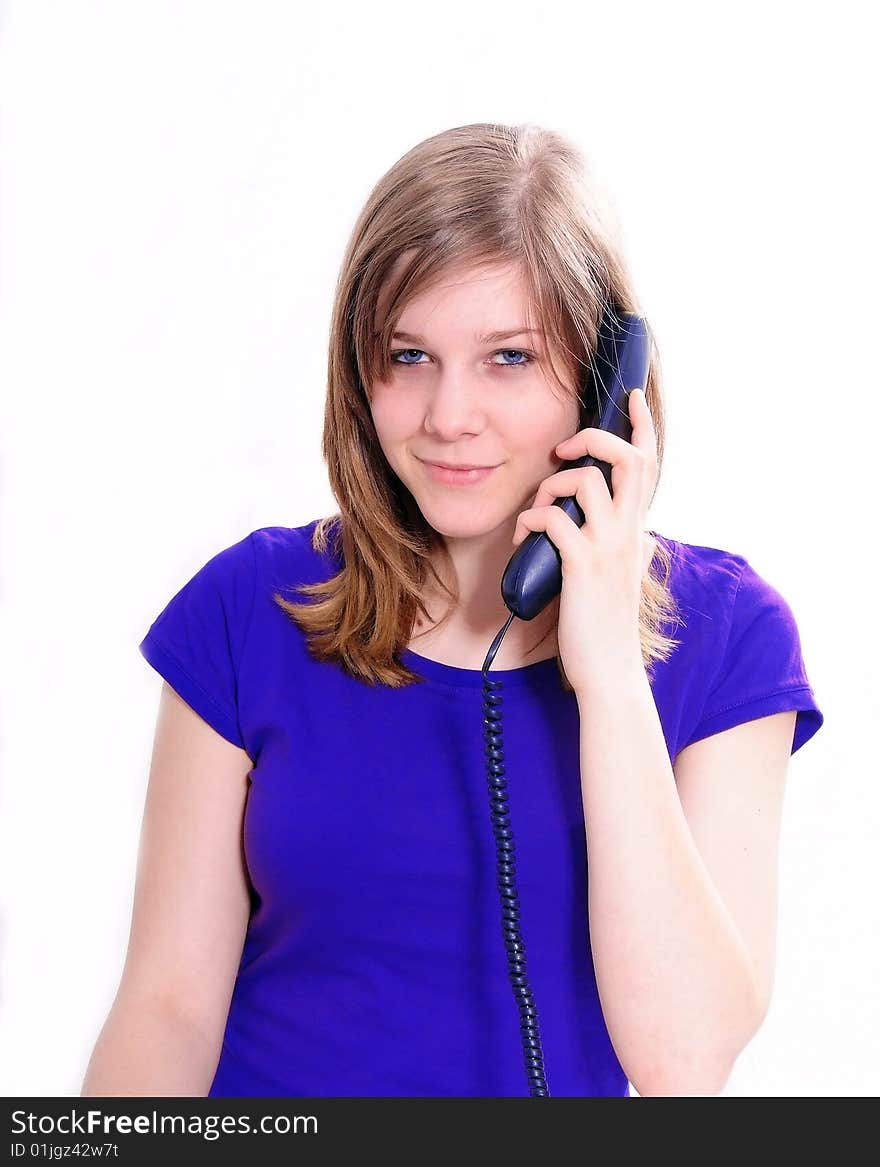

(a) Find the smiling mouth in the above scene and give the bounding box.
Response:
[434,464,494,472]
[419,460,499,486]
[419,459,497,470]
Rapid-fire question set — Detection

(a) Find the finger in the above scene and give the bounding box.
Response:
[556,394,656,512]
[512,502,607,572]
[628,388,659,466]
[629,388,660,510]
[514,466,613,545]
[529,465,612,514]
[557,390,657,466]
[554,424,638,466]
[552,434,646,515]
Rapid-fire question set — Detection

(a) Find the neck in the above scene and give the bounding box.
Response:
[415,533,561,659]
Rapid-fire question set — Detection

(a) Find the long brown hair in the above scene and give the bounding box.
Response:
[273,122,685,690]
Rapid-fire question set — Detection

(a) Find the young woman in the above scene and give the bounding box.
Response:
[81,122,824,1099]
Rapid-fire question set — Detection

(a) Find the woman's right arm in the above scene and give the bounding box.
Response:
[81,681,253,1096]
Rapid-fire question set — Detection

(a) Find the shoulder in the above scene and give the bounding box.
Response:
[246,517,343,598]
[174,517,341,610]
[654,528,795,610]
[652,534,823,757]
[649,531,803,670]
[653,531,747,598]
[650,531,749,641]
[653,530,808,686]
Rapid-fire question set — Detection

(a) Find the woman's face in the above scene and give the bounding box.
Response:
[368,259,581,544]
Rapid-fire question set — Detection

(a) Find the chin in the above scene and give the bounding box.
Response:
[413,497,513,540]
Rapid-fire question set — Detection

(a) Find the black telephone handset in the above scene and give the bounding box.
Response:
[480,305,651,1099]
[501,306,651,621]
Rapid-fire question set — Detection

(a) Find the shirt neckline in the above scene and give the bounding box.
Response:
[397,646,563,689]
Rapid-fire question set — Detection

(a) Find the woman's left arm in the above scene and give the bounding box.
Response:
[574,657,795,1098]
[512,387,796,1097]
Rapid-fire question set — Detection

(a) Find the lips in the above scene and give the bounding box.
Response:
[420,460,498,486]
[426,462,494,471]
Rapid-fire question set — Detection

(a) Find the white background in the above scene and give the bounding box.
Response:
[0,0,876,1098]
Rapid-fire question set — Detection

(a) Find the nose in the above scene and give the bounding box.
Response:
[422,369,486,438]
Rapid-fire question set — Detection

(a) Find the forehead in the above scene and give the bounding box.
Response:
[376,256,532,329]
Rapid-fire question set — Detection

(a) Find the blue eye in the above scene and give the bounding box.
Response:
[389,348,534,369]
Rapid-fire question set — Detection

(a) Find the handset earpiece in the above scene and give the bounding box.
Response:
[500,308,651,622]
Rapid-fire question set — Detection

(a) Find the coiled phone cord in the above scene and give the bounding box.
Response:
[481,610,550,1098]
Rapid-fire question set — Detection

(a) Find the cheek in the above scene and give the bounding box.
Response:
[369,400,418,474]
[368,403,395,449]
[369,389,414,439]
[510,413,575,464]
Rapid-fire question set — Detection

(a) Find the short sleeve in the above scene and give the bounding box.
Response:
[681,559,824,756]
[138,532,257,749]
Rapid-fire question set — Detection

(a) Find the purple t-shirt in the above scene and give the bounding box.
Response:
[138,519,823,1097]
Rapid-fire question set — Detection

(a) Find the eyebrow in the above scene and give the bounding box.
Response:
[391,327,543,345]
